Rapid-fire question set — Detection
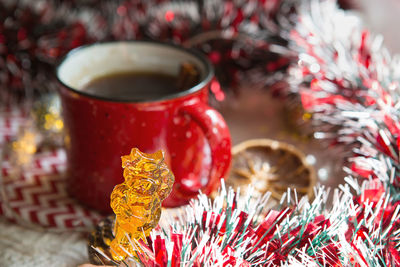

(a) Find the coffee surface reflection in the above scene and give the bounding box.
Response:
[82,71,182,101]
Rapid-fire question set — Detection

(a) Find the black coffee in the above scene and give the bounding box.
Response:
[82,71,185,101]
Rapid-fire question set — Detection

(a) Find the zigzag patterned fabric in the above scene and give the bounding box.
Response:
[0,108,101,230]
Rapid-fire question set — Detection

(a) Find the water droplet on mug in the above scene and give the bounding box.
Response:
[186,131,192,138]
[141,122,146,127]
[173,117,180,125]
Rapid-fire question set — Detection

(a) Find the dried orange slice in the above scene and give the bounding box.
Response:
[227,139,316,200]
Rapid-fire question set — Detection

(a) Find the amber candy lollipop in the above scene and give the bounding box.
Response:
[110,148,174,261]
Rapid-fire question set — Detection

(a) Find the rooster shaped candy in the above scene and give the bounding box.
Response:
[110,148,174,261]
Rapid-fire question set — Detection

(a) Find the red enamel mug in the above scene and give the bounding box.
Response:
[57,41,231,213]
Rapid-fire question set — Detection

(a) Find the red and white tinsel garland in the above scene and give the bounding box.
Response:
[91,1,400,266]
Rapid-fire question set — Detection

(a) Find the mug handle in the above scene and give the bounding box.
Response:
[178,101,232,195]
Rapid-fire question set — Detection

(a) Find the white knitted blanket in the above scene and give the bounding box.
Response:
[0,219,89,267]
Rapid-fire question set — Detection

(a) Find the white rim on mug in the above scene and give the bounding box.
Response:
[56,41,214,103]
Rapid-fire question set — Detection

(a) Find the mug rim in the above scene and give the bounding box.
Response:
[56,40,214,103]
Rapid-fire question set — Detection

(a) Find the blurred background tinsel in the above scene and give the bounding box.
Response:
[0,0,356,108]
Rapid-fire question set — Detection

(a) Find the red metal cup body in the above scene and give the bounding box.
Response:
[57,42,231,213]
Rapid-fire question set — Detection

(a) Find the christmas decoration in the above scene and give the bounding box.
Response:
[0,0,359,104]
[135,0,293,90]
[90,180,399,266]
[0,0,293,104]
[7,121,39,173]
[87,1,400,265]
[227,139,315,200]
[0,0,95,105]
[288,0,400,196]
[2,93,64,179]
[32,94,63,136]
[110,148,174,261]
